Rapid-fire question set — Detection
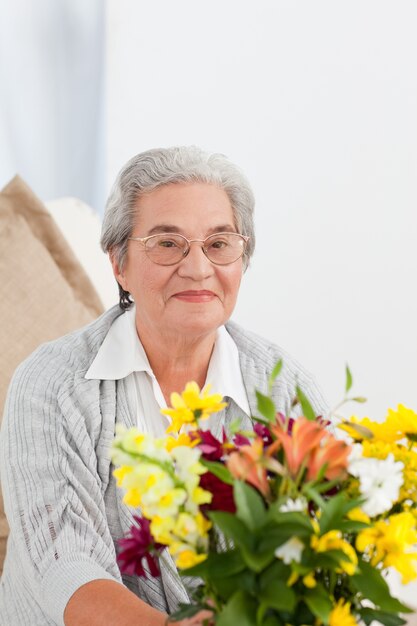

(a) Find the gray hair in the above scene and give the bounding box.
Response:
[101,146,256,308]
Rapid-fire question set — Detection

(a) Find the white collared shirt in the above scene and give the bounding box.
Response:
[85,307,251,436]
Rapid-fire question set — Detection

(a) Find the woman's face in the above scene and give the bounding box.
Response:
[112,182,244,340]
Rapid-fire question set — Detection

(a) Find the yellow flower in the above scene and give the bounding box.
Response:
[386,405,417,441]
[123,487,142,508]
[361,439,398,460]
[165,433,199,451]
[111,426,171,465]
[356,512,417,584]
[113,465,133,487]
[161,382,227,434]
[122,464,175,509]
[170,446,207,494]
[302,573,316,588]
[340,417,399,443]
[172,511,211,545]
[142,486,187,519]
[311,530,358,575]
[347,508,370,524]
[173,513,200,542]
[174,549,207,569]
[150,515,175,544]
[286,571,316,588]
[329,599,359,626]
[195,511,212,536]
[191,486,213,506]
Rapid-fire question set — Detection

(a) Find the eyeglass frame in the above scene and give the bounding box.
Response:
[127,231,250,266]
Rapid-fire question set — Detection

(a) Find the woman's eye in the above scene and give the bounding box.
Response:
[159,239,179,248]
[210,239,228,249]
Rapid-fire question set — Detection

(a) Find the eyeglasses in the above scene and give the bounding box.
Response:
[128,232,250,266]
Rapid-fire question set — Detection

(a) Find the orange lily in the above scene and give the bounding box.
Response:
[307,434,351,481]
[271,417,326,478]
[227,438,269,496]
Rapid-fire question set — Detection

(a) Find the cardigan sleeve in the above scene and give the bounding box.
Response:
[0,343,122,625]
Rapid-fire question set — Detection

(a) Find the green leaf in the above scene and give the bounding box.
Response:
[360,608,407,626]
[209,511,254,550]
[336,519,370,533]
[313,548,354,570]
[234,480,267,531]
[240,546,276,573]
[168,602,206,622]
[258,514,313,552]
[352,560,413,614]
[268,359,283,392]
[200,459,234,485]
[209,569,256,602]
[267,509,314,532]
[295,385,316,421]
[256,390,277,422]
[261,617,283,626]
[229,418,244,435]
[259,559,291,590]
[406,432,417,443]
[345,364,353,393]
[351,396,367,403]
[259,578,296,612]
[216,590,258,626]
[310,478,342,494]
[303,584,333,624]
[181,548,245,579]
[257,529,300,553]
[319,492,363,534]
[302,484,326,509]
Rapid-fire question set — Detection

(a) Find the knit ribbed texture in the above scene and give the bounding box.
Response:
[0,305,328,624]
[41,554,120,626]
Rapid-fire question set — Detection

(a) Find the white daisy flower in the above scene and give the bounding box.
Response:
[349,452,404,517]
[275,537,304,564]
[279,497,307,513]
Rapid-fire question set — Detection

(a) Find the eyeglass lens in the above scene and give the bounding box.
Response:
[145,233,246,265]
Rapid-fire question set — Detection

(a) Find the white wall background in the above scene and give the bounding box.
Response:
[107,0,417,420]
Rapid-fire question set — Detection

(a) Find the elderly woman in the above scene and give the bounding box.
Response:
[0,146,327,625]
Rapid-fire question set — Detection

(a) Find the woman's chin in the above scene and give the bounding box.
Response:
[168,310,225,337]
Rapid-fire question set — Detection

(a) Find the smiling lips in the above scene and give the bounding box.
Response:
[173,290,216,302]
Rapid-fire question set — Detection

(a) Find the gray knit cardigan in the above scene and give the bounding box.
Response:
[0,306,327,625]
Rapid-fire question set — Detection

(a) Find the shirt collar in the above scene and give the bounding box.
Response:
[205,326,251,417]
[85,306,152,380]
[85,306,251,416]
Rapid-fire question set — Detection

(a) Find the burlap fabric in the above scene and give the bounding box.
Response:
[0,176,104,574]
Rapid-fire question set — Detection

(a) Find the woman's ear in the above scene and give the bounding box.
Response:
[109,250,128,291]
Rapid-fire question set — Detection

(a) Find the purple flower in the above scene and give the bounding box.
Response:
[194,428,231,460]
[253,422,273,444]
[117,516,163,578]
[200,471,236,514]
[233,433,251,447]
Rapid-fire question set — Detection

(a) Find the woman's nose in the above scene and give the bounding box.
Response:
[176,242,215,279]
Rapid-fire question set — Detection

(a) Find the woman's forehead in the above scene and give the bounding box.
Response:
[133,182,235,233]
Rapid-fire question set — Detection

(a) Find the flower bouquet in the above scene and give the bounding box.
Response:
[111,364,417,625]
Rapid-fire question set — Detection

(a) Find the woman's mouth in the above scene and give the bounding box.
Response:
[172,290,216,303]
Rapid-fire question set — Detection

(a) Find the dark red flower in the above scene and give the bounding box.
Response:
[253,422,273,445]
[275,412,295,434]
[199,471,236,513]
[194,428,232,461]
[233,433,251,447]
[117,516,163,578]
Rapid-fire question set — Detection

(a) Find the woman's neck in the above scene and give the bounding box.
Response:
[135,321,216,402]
